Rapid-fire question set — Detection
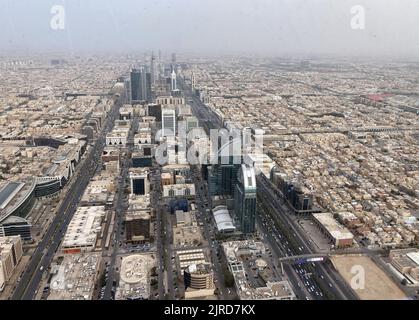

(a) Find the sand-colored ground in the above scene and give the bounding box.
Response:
[330,254,407,300]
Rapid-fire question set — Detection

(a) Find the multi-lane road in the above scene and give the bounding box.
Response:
[179,76,358,300]
[257,178,358,300]
[12,95,123,300]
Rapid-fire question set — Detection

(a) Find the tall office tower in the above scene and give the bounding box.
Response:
[234,164,257,234]
[207,161,241,197]
[124,78,131,103]
[162,107,176,137]
[150,52,156,85]
[145,72,152,101]
[171,69,177,91]
[191,71,195,90]
[208,136,242,197]
[171,53,176,69]
[130,67,152,102]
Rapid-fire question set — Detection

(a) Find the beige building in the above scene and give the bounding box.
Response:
[173,211,203,248]
[48,253,101,300]
[389,249,419,283]
[183,263,215,299]
[0,235,23,291]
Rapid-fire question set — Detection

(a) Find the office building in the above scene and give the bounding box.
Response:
[125,211,151,243]
[61,206,105,254]
[208,163,241,197]
[183,263,215,299]
[171,69,177,91]
[0,235,23,291]
[147,104,162,122]
[129,168,150,195]
[130,67,152,103]
[162,107,176,137]
[234,165,257,234]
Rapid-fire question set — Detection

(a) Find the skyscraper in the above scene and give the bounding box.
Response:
[130,67,152,102]
[150,52,157,85]
[171,69,177,91]
[162,107,176,137]
[234,164,257,234]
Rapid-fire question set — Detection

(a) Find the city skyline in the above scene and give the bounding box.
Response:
[0,1,418,309]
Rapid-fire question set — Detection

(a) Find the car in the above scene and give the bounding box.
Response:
[39,266,44,271]
[329,283,333,288]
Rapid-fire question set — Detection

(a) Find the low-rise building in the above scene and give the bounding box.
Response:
[116,254,156,300]
[183,263,215,299]
[48,253,101,300]
[389,249,419,284]
[222,240,296,300]
[61,206,106,254]
[312,212,354,248]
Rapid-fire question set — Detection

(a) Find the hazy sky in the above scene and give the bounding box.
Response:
[1,0,418,58]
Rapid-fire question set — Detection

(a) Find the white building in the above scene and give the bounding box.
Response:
[162,108,176,137]
[61,206,105,254]
[163,184,195,198]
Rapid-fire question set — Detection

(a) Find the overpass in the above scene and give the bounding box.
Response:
[64,92,113,100]
[277,247,377,264]
[278,253,329,264]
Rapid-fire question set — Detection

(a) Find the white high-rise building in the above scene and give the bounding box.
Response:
[162,108,176,137]
[171,69,177,91]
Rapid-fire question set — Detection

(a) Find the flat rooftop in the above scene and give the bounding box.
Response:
[48,253,101,300]
[330,255,407,300]
[313,212,354,241]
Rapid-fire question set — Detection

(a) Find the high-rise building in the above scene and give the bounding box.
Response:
[234,164,257,234]
[130,67,152,102]
[208,162,241,197]
[162,107,176,137]
[171,69,177,91]
[207,134,243,197]
[150,52,157,85]
[191,71,195,90]
[171,52,176,72]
